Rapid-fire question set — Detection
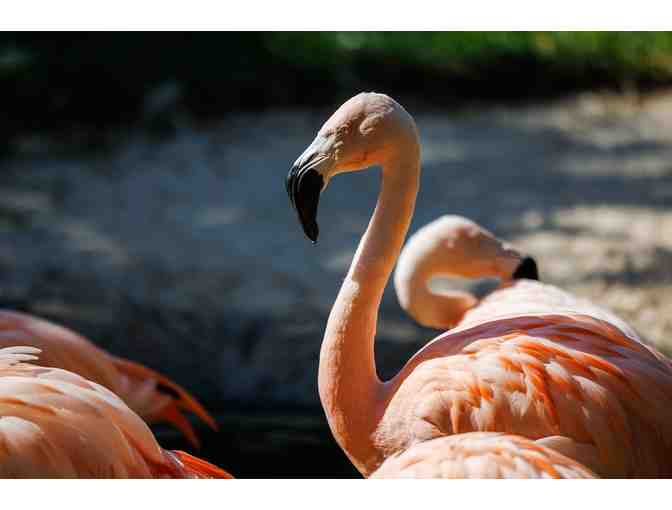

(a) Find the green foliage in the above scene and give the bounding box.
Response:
[260,32,672,81]
[2,32,672,136]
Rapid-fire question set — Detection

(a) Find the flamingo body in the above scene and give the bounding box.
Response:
[0,346,231,478]
[377,308,672,477]
[461,279,643,343]
[0,310,216,448]
[371,432,597,478]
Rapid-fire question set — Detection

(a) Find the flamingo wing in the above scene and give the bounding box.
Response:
[380,313,672,477]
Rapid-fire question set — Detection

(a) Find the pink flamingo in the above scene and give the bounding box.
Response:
[0,346,232,478]
[393,214,640,340]
[0,310,216,449]
[286,92,672,478]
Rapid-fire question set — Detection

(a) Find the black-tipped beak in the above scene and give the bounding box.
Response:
[286,158,325,243]
[512,256,539,281]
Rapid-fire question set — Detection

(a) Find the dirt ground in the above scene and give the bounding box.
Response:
[2,91,672,414]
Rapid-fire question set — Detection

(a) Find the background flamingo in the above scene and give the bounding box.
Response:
[0,346,231,478]
[0,310,216,449]
[370,432,596,478]
[393,214,643,343]
[394,214,538,330]
[286,92,672,478]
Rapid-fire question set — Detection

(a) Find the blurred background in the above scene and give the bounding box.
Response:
[1,32,672,477]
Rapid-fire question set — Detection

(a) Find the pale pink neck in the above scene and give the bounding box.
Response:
[397,263,478,329]
[318,146,420,475]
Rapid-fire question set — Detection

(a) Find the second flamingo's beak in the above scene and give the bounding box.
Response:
[286,140,330,243]
[512,256,539,280]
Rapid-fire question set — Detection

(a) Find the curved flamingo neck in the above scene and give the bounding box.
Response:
[318,143,420,475]
[395,261,478,329]
[393,223,523,330]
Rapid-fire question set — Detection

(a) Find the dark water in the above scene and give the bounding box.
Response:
[155,411,360,478]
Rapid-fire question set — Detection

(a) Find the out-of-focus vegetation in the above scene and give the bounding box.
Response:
[3,32,672,138]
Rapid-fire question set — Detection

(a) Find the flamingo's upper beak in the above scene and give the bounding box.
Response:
[512,256,539,280]
[286,138,331,243]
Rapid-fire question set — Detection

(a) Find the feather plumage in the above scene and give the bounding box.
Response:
[0,310,216,448]
[0,347,230,478]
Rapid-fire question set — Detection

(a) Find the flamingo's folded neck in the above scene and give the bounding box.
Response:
[395,258,479,330]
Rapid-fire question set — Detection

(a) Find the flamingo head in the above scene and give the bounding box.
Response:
[397,215,538,286]
[440,215,538,281]
[286,92,417,243]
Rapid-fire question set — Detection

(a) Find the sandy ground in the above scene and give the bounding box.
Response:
[2,91,672,412]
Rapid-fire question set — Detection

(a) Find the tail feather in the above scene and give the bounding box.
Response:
[170,450,234,479]
[111,356,218,448]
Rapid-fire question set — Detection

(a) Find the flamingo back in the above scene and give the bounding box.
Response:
[371,432,597,478]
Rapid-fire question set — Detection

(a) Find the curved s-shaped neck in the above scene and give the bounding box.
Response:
[318,146,420,475]
[395,261,479,330]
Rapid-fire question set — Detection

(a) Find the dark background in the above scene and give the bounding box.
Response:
[2,32,672,478]
[4,32,672,140]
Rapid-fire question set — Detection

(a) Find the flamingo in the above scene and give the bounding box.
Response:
[0,346,232,478]
[370,432,596,478]
[394,214,539,331]
[0,310,216,449]
[286,92,672,478]
[393,214,641,341]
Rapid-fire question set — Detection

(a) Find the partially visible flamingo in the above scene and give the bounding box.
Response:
[393,214,641,341]
[0,346,232,478]
[394,214,538,330]
[0,310,216,449]
[286,92,672,477]
[371,432,596,478]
